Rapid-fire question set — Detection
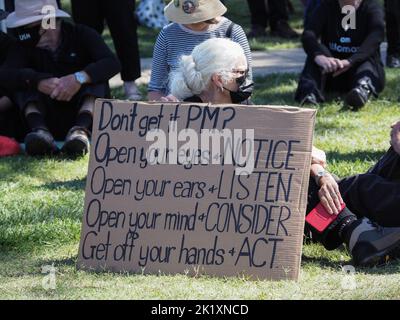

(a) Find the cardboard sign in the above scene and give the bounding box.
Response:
[77,100,316,281]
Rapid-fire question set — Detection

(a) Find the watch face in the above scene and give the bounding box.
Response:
[75,72,85,84]
[317,170,326,177]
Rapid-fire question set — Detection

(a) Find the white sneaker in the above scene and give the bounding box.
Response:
[124,81,142,101]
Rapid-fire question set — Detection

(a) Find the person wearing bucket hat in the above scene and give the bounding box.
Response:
[0,0,121,157]
[148,0,252,102]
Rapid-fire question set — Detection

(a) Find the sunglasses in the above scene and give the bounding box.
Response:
[232,69,249,86]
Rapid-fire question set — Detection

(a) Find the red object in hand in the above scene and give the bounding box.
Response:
[306,202,347,233]
[0,136,21,157]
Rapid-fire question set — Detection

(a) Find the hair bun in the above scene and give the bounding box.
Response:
[181,55,204,93]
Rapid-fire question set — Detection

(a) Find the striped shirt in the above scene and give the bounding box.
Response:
[148,17,253,94]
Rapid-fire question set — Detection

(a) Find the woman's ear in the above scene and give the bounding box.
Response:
[211,73,224,91]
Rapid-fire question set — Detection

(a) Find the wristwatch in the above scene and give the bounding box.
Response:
[74,71,88,85]
[315,170,328,186]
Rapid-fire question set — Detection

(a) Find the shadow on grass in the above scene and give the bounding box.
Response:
[327,150,384,164]
[38,256,77,269]
[0,155,85,181]
[380,69,400,102]
[301,255,349,269]
[38,177,86,191]
[302,254,400,275]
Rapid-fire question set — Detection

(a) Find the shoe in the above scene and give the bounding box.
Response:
[61,127,90,157]
[300,93,319,107]
[24,129,58,156]
[271,20,299,39]
[349,218,400,267]
[124,81,142,101]
[345,77,375,110]
[386,54,400,68]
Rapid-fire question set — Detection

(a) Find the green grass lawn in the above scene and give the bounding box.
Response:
[1,68,400,299]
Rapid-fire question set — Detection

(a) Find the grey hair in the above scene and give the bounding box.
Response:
[169,38,246,100]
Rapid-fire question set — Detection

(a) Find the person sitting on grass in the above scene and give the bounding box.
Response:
[0,0,121,157]
[170,37,400,267]
[307,123,400,266]
[295,0,385,110]
[148,0,252,102]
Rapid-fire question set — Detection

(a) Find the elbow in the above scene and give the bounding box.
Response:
[301,30,313,43]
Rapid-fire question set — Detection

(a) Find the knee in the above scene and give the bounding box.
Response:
[0,96,13,113]
[24,102,42,117]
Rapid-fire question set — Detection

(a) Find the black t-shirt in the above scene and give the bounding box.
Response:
[0,20,121,91]
[302,0,385,66]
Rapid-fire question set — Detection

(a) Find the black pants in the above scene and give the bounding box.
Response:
[0,97,27,141]
[246,0,289,29]
[71,0,141,82]
[15,83,108,141]
[385,0,400,56]
[305,147,400,250]
[339,147,400,227]
[295,57,385,103]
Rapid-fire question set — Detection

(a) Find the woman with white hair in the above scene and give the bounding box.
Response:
[169,38,253,104]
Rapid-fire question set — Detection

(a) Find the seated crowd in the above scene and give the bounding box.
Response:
[0,0,400,266]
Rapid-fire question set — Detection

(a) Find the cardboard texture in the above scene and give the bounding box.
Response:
[77,100,316,281]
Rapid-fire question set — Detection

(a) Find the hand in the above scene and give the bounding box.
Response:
[390,120,400,154]
[0,96,13,112]
[160,94,179,102]
[38,78,60,96]
[317,174,344,215]
[314,55,343,74]
[312,146,327,168]
[391,120,400,131]
[333,59,352,77]
[50,74,81,101]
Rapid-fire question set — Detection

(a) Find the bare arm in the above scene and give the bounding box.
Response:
[148,91,166,102]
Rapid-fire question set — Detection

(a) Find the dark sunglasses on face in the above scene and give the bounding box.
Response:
[233,69,249,86]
